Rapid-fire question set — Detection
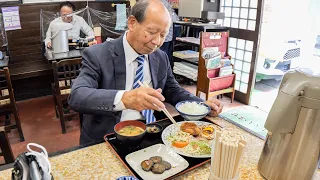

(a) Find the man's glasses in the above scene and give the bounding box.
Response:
[61,14,73,18]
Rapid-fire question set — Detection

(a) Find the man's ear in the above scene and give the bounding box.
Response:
[127,15,137,31]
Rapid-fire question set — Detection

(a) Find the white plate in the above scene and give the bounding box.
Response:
[125,144,189,180]
[162,121,218,158]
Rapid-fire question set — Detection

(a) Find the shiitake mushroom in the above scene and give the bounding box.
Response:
[141,160,154,171]
[140,156,172,174]
[151,163,166,174]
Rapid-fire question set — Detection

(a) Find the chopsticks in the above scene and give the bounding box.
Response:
[162,107,179,127]
[137,81,178,127]
[211,129,246,179]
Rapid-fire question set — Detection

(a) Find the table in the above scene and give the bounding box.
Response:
[45,49,84,62]
[0,117,319,179]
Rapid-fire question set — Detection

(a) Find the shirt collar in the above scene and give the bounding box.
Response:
[122,31,148,66]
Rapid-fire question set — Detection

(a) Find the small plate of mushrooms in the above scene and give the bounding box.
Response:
[125,144,189,180]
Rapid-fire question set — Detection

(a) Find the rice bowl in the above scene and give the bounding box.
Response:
[175,101,211,121]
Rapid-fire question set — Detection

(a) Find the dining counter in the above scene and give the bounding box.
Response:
[45,49,84,62]
[1,117,320,180]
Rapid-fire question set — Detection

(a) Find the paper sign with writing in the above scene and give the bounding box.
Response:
[1,6,21,31]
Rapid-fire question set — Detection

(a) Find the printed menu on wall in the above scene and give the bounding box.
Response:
[1,6,21,31]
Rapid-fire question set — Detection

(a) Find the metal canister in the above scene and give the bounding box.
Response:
[51,29,69,53]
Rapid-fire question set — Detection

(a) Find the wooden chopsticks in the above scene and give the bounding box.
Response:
[137,81,178,127]
[211,129,246,179]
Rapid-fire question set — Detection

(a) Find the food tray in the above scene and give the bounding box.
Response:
[104,115,222,180]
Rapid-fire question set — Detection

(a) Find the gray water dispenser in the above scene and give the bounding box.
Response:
[258,68,320,180]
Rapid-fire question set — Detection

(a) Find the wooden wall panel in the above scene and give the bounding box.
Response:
[7,29,41,39]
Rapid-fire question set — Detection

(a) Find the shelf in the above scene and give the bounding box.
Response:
[175,37,200,46]
[173,56,198,66]
[173,73,197,84]
[173,60,198,82]
[174,21,229,30]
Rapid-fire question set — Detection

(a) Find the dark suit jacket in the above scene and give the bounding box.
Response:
[68,35,202,145]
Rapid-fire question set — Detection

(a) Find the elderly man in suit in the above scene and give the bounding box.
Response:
[69,0,223,145]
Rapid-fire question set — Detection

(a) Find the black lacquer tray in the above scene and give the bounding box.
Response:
[104,115,221,180]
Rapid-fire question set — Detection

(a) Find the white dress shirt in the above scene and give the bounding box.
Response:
[44,15,95,45]
[113,32,154,121]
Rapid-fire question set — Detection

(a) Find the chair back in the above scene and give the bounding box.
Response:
[0,126,14,165]
[0,67,16,107]
[52,58,82,95]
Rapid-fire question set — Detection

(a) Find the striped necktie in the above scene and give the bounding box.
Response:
[133,55,156,124]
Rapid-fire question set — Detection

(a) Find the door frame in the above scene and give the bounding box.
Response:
[221,0,265,104]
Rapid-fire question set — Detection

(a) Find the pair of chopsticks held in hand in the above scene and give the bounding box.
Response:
[137,81,178,126]
[137,81,164,111]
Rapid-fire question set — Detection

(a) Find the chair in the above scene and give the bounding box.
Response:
[51,58,82,134]
[0,126,14,165]
[0,67,24,142]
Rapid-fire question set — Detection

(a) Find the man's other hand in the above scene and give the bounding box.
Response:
[205,99,223,117]
[46,42,52,48]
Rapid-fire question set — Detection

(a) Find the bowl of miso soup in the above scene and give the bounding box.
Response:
[114,120,146,146]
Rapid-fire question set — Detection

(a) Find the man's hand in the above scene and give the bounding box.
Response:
[46,42,52,48]
[88,40,97,46]
[205,99,223,117]
[122,87,165,111]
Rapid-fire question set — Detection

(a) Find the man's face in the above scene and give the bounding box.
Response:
[127,6,171,54]
[60,6,73,23]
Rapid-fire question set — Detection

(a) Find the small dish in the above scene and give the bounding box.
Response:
[125,144,189,180]
[146,123,163,135]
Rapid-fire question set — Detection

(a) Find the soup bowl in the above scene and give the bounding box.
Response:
[114,120,146,147]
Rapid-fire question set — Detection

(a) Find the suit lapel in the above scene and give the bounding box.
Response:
[111,35,160,90]
[149,53,159,88]
[111,36,126,90]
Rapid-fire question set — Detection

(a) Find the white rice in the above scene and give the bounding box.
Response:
[177,102,208,115]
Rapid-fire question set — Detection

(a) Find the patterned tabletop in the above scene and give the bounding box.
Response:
[0,117,319,180]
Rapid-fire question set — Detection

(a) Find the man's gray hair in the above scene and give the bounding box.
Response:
[131,0,168,23]
[130,0,149,23]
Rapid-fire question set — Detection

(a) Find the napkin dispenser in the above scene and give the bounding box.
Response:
[258,68,320,180]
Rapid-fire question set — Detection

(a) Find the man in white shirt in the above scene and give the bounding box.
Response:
[44,1,94,48]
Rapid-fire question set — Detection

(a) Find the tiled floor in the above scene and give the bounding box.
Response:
[0,84,244,165]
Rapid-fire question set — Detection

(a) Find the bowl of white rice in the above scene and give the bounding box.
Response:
[175,101,211,121]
